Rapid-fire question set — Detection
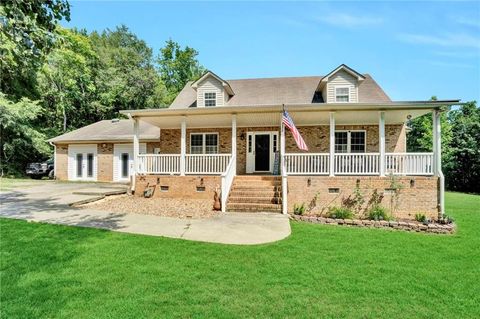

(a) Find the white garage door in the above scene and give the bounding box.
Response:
[113,143,146,182]
[68,144,97,181]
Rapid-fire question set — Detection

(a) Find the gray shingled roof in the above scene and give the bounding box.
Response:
[48,120,160,143]
[170,74,390,109]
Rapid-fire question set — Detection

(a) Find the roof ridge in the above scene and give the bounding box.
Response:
[225,75,323,82]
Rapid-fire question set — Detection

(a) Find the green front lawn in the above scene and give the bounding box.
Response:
[1,192,479,318]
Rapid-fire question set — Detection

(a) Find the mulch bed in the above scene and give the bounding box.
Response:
[81,194,217,219]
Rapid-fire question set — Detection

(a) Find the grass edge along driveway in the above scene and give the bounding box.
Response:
[1,192,479,318]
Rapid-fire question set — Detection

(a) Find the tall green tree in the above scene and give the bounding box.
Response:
[0,93,50,175]
[157,39,205,103]
[0,0,70,98]
[444,102,480,193]
[37,27,97,132]
[89,25,167,116]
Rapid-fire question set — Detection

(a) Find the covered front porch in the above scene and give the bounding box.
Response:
[122,102,446,214]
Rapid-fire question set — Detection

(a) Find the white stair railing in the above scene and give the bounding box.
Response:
[221,156,236,213]
[385,153,434,175]
[186,154,232,175]
[284,153,329,175]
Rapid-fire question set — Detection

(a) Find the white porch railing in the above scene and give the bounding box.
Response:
[221,156,236,213]
[138,154,180,174]
[334,153,380,175]
[385,153,434,175]
[284,153,329,175]
[186,154,231,175]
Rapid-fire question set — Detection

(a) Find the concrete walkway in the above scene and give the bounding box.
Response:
[0,181,291,245]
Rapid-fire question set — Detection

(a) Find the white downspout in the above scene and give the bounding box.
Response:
[329,112,335,177]
[132,117,140,192]
[379,111,386,177]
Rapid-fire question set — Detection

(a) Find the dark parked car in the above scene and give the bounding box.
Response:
[26,159,54,179]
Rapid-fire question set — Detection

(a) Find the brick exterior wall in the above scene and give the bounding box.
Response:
[55,141,160,181]
[97,143,114,182]
[134,175,220,200]
[157,124,406,174]
[287,176,439,220]
[55,144,69,180]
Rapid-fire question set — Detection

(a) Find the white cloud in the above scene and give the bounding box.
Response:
[399,33,480,49]
[427,60,476,69]
[317,13,383,28]
[453,16,480,28]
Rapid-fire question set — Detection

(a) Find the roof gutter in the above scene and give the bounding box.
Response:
[121,100,462,118]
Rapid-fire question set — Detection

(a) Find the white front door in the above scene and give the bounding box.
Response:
[246,132,279,173]
[68,145,97,181]
[113,143,146,182]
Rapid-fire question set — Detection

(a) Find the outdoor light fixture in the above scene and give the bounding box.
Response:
[307,178,311,186]
[406,114,412,120]
[240,133,246,141]
[410,179,415,188]
[200,177,204,186]
[102,143,107,148]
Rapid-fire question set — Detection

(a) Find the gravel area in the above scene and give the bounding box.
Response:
[82,195,217,219]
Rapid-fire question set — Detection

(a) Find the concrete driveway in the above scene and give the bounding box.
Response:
[0,180,291,245]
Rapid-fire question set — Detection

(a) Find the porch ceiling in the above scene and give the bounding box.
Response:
[134,108,432,129]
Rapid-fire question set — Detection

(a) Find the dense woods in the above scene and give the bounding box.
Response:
[0,1,478,193]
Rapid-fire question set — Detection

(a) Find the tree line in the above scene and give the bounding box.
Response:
[1,0,204,175]
[1,1,478,193]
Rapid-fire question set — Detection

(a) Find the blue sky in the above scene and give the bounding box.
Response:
[64,1,480,102]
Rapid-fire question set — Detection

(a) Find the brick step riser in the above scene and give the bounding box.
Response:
[233,182,281,187]
[227,204,282,210]
[235,177,281,181]
[227,208,282,213]
[228,198,282,204]
[231,186,281,192]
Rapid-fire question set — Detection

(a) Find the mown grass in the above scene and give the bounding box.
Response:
[1,192,479,318]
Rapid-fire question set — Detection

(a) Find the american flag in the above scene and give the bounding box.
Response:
[282,110,308,151]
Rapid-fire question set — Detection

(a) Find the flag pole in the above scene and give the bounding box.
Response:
[280,104,286,176]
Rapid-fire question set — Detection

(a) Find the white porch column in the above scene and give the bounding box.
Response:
[433,110,445,217]
[132,117,140,191]
[329,112,335,177]
[231,114,237,172]
[379,111,386,177]
[180,116,186,176]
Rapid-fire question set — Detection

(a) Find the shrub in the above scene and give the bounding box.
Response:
[367,206,391,221]
[438,214,454,224]
[415,213,427,223]
[293,203,306,215]
[327,206,354,219]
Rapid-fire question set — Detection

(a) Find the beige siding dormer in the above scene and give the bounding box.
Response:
[196,76,225,107]
[325,70,359,103]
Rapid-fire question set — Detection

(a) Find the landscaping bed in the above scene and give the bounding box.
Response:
[81,194,216,219]
[291,214,455,234]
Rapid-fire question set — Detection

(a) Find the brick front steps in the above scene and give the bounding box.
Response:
[291,215,456,234]
[227,176,282,213]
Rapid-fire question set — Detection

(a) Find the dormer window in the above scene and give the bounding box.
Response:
[335,86,350,102]
[204,92,216,107]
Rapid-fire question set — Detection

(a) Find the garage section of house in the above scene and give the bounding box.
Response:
[49,119,159,182]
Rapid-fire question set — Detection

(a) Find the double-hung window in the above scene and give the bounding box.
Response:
[190,133,219,154]
[204,92,216,107]
[335,86,350,102]
[335,130,366,153]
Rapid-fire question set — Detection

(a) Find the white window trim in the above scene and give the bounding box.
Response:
[334,85,351,103]
[334,130,367,153]
[204,92,216,107]
[190,132,219,154]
